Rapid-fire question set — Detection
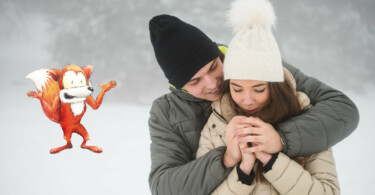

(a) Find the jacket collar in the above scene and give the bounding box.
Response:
[169,86,209,103]
[212,93,237,122]
[209,93,238,136]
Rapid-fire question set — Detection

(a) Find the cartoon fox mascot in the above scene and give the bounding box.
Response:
[26,64,116,154]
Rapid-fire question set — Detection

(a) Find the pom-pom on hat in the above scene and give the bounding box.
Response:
[224,0,283,82]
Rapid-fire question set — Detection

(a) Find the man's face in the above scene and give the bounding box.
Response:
[183,57,224,101]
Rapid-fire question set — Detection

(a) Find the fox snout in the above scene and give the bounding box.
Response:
[60,86,93,103]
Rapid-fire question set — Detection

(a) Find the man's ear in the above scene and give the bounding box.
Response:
[219,54,224,63]
[82,65,93,79]
[48,69,61,81]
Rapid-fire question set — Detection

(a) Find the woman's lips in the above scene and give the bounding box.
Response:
[244,109,257,114]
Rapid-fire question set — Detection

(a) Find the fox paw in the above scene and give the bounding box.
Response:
[50,148,61,154]
[92,146,103,153]
[49,143,73,154]
[27,91,41,99]
[82,145,103,153]
[100,81,117,92]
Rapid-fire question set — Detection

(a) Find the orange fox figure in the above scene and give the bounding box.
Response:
[26,64,116,154]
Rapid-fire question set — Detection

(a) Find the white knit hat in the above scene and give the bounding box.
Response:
[224,0,283,82]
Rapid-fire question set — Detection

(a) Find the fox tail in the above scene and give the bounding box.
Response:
[26,69,61,123]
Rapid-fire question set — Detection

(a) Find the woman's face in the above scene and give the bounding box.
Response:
[230,79,270,116]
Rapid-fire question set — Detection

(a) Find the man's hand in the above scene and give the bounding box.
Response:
[235,117,283,154]
[253,142,272,165]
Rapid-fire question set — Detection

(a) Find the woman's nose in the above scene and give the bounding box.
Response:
[243,93,253,105]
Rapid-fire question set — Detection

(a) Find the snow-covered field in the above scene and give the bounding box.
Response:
[0,85,152,194]
[0,84,373,195]
[332,91,375,194]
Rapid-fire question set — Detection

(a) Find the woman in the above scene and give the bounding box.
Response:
[196,0,340,194]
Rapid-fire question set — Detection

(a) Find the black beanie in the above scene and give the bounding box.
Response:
[149,14,221,89]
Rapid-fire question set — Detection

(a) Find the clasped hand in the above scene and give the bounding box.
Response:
[223,116,283,172]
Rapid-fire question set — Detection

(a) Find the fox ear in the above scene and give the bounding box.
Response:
[49,69,61,81]
[82,65,93,79]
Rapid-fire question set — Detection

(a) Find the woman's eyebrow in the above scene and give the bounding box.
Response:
[230,82,242,87]
[252,83,266,88]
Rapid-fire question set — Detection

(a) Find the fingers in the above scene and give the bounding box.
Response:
[238,142,248,149]
[100,81,117,90]
[227,116,246,136]
[27,91,36,97]
[234,126,261,136]
[235,124,252,129]
[108,81,117,87]
[241,145,263,154]
[237,135,265,144]
[242,117,266,127]
[27,91,39,98]
[254,151,272,164]
[232,116,248,124]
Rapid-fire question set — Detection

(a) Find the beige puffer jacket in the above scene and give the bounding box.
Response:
[196,69,340,195]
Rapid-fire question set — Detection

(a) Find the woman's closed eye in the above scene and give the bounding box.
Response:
[255,88,266,93]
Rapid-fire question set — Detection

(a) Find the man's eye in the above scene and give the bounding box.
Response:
[209,63,217,72]
[189,79,199,85]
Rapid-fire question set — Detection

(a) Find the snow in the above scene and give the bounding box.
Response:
[0,85,151,194]
[332,91,375,194]
[0,84,374,195]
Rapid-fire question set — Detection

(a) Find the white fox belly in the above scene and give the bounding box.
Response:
[70,102,85,116]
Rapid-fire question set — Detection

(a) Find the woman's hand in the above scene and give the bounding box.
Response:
[239,142,256,175]
[253,142,272,165]
[223,116,246,168]
[235,117,283,154]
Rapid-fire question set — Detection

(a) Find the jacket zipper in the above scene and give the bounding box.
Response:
[212,108,228,124]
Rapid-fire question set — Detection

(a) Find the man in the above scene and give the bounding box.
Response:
[148,14,359,195]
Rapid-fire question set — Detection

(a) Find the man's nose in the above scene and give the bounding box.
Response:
[204,76,217,89]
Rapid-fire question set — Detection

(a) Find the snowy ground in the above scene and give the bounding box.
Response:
[0,85,152,194]
[0,85,374,195]
[332,91,375,194]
